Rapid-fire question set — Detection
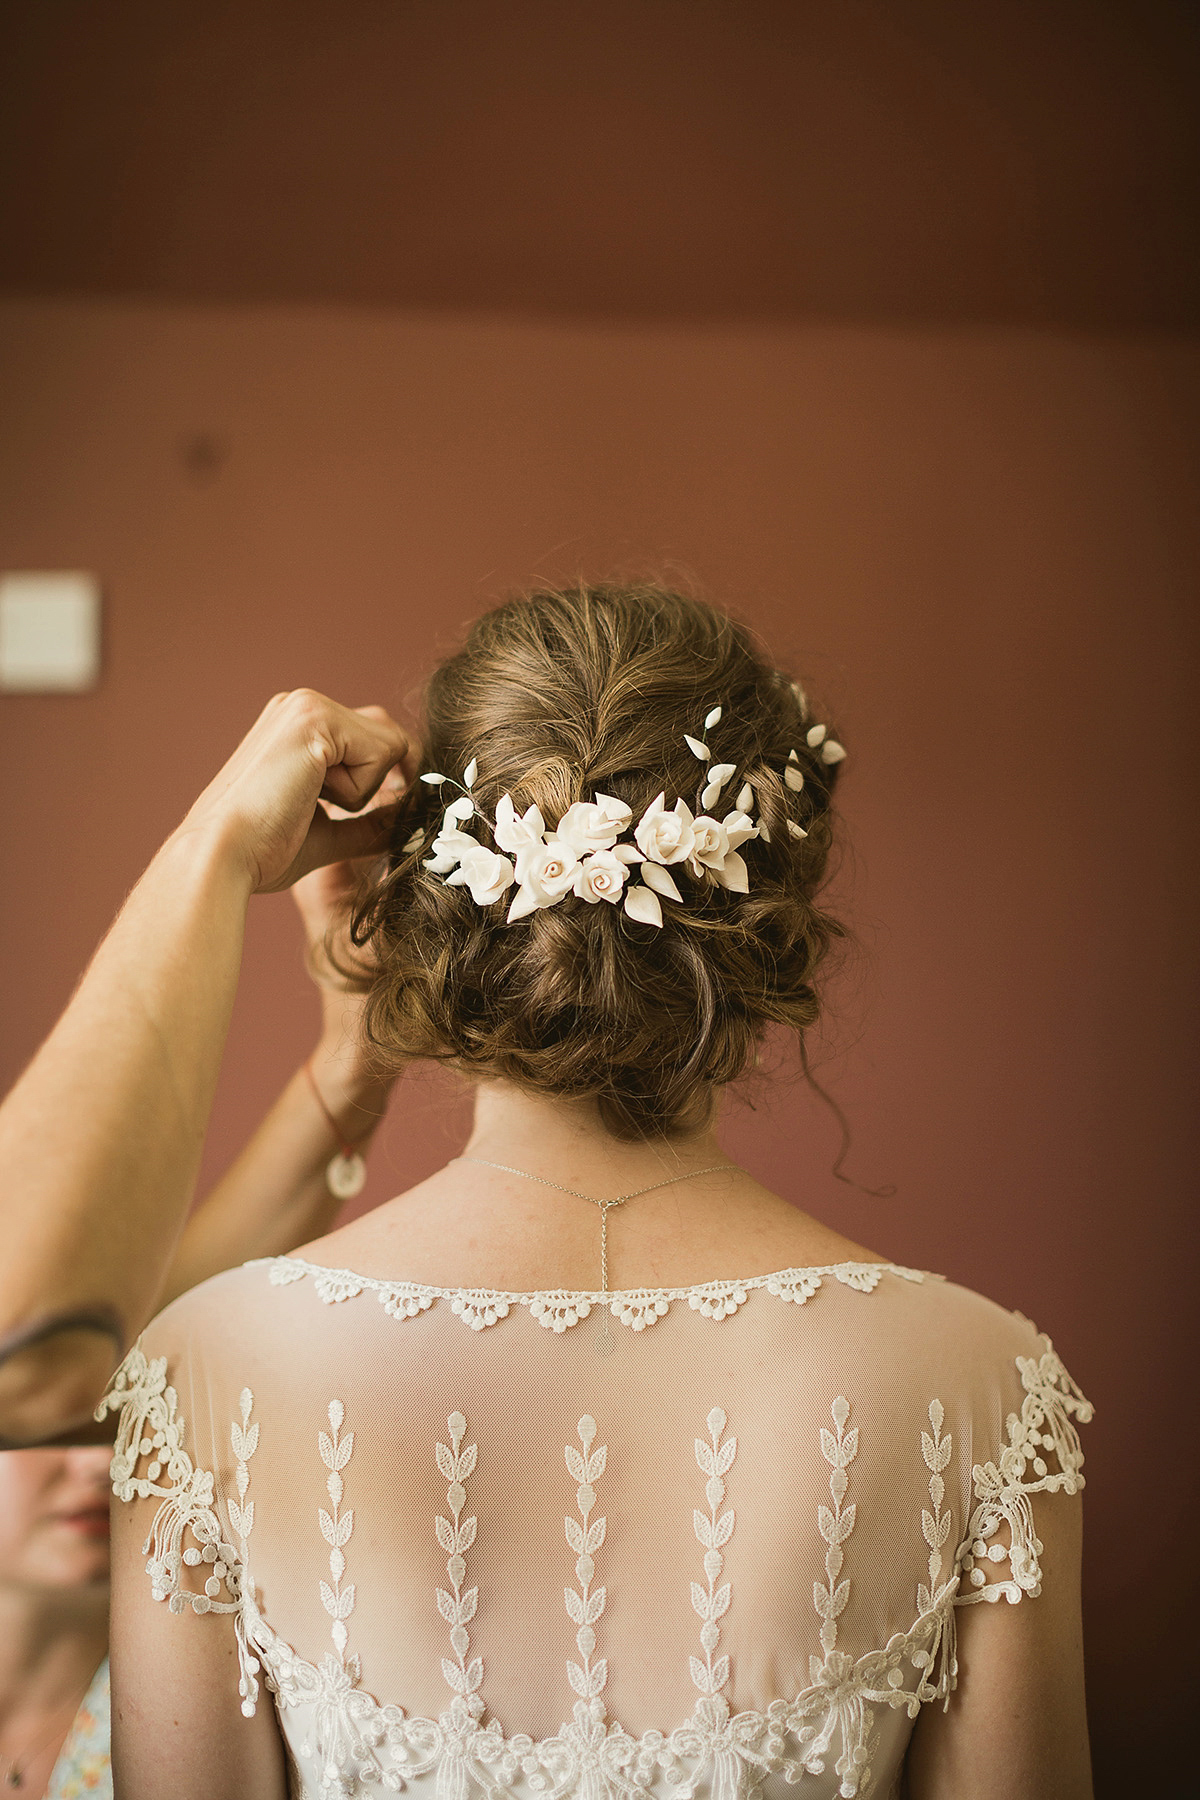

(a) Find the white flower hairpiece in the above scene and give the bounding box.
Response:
[409,700,844,927]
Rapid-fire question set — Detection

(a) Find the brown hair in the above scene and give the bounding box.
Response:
[352,582,846,1139]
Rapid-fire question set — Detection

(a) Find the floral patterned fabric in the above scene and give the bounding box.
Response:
[46,1658,111,1800]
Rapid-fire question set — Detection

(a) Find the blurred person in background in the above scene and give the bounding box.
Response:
[0,853,401,1795]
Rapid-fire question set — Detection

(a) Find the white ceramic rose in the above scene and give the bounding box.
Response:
[553,794,633,858]
[686,815,730,876]
[445,845,516,905]
[493,794,546,854]
[574,848,636,904]
[423,827,479,874]
[634,794,697,865]
[507,840,581,920]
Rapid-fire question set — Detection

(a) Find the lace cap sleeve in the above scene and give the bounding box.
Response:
[96,1339,264,1716]
[951,1321,1093,1609]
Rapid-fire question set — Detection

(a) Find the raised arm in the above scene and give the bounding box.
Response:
[160,860,398,1306]
[0,691,410,1445]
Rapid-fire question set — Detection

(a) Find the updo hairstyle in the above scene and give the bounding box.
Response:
[352,583,846,1138]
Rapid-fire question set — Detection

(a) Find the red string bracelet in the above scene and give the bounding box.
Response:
[303,1059,368,1199]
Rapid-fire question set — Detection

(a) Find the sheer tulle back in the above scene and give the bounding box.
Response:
[103,1255,1090,1799]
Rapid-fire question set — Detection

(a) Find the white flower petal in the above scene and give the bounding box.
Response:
[704,705,723,730]
[683,735,711,761]
[806,723,827,748]
[594,793,634,831]
[721,810,758,851]
[463,757,478,788]
[708,763,736,788]
[506,883,542,922]
[784,763,805,791]
[736,782,754,813]
[787,747,801,763]
[444,796,475,824]
[402,829,425,854]
[420,772,446,785]
[787,819,809,840]
[623,884,663,927]
[758,819,771,843]
[701,781,721,810]
[820,740,846,764]
[712,850,749,893]
[612,844,644,864]
[640,862,683,902]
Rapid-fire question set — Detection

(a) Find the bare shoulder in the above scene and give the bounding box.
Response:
[293,1166,898,1291]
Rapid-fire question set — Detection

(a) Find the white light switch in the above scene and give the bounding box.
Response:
[0,572,102,692]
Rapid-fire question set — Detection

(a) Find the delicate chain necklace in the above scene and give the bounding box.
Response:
[457,1156,732,1355]
[0,1670,95,1790]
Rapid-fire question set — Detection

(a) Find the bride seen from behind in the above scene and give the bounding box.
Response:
[0,583,1092,1798]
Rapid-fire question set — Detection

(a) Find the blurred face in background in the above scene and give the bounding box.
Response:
[0,1449,111,1595]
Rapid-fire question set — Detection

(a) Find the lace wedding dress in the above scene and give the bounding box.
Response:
[99,1253,1091,1800]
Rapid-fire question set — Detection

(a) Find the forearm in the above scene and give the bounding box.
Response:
[0,827,252,1439]
[162,1034,395,1303]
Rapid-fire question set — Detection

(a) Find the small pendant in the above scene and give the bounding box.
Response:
[325,1151,367,1200]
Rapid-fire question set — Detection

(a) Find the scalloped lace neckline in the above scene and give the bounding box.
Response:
[252,1254,936,1333]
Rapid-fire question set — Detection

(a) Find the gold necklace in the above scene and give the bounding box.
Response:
[457,1156,732,1355]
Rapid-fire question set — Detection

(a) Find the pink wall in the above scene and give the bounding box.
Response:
[1,297,1196,1787]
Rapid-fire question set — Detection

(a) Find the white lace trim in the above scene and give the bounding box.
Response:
[98,1348,265,1717]
[99,1330,1091,1800]
[253,1256,930,1333]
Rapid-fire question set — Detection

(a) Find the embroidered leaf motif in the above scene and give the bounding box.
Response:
[565,1587,584,1624]
[588,1659,607,1697]
[435,1516,455,1553]
[457,1517,477,1553]
[458,1444,477,1480]
[565,1517,584,1553]
[585,1586,606,1625]
[688,1405,737,1699]
[585,1517,606,1554]
[231,1422,259,1462]
[441,1658,467,1694]
[436,1443,455,1480]
[567,1662,590,1697]
[565,1445,586,1482]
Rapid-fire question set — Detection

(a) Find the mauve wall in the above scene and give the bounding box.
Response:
[1,297,1196,1788]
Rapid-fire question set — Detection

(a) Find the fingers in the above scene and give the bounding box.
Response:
[312,703,411,813]
[304,800,403,873]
